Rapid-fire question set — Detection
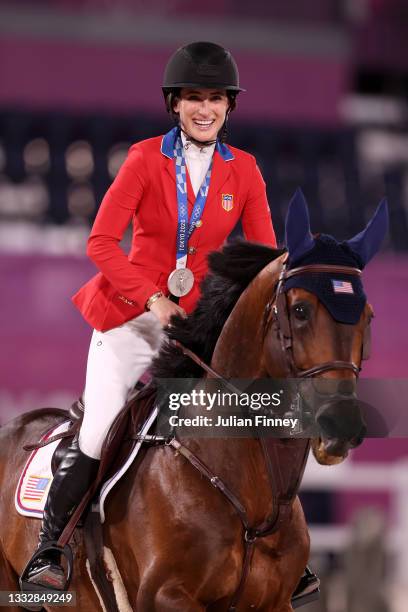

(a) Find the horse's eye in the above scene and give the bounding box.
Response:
[292,303,310,321]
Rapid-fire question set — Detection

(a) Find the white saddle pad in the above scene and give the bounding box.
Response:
[15,420,71,519]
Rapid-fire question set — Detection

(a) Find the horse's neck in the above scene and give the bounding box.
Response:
[177,256,289,521]
[211,256,284,378]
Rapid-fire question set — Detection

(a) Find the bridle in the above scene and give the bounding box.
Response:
[173,259,372,384]
[264,261,372,379]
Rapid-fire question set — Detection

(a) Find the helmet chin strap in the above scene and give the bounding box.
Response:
[180,126,216,148]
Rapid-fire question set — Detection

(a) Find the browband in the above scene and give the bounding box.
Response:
[283,264,362,281]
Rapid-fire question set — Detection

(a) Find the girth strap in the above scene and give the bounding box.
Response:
[83,509,119,612]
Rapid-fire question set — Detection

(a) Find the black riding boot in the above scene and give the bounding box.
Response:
[25,439,99,590]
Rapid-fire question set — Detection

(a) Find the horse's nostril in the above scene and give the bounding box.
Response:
[323,438,348,457]
[351,425,367,448]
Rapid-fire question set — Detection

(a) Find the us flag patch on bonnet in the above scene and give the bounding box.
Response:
[332,279,354,294]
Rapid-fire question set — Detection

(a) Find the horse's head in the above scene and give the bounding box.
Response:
[263,189,388,465]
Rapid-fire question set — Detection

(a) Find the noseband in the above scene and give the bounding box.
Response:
[265,262,370,379]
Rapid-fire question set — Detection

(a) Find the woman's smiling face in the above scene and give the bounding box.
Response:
[173,88,229,142]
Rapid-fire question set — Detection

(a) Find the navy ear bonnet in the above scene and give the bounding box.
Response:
[284,189,388,325]
[285,235,366,324]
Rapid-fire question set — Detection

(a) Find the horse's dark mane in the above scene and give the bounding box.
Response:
[152,241,284,379]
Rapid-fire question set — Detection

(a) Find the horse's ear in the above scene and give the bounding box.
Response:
[285,188,315,260]
[345,199,389,267]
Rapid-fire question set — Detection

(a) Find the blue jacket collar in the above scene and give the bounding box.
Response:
[160,126,234,162]
[216,140,235,161]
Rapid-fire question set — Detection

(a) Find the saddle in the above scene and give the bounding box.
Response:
[25,381,158,487]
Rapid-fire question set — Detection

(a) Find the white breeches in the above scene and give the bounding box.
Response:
[78,312,164,459]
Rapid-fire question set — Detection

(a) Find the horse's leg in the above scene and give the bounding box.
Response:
[0,545,19,612]
[0,545,18,587]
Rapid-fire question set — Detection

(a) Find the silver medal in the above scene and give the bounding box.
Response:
[167,268,195,297]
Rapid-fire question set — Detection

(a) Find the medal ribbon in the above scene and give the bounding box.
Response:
[174,134,213,270]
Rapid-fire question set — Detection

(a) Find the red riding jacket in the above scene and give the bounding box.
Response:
[72,128,276,331]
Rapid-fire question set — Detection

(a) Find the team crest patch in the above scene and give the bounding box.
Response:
[221,193,234,212]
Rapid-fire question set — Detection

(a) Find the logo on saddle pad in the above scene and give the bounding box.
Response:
[15,421,71,519]
[221,193,234,212]
[23,476,50,502]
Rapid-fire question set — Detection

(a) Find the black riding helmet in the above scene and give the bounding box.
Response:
[162,41,245,143]
[163,41,244,93]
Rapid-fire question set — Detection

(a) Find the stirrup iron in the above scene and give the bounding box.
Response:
[20,540,73,594]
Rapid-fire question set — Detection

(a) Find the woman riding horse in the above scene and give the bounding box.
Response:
[22,41,287,590]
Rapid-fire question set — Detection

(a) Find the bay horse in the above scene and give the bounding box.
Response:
[0,190,387,611]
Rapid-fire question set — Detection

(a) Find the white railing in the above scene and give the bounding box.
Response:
[301,457,408,585]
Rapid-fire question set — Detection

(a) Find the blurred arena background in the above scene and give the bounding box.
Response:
[0,1,407,610]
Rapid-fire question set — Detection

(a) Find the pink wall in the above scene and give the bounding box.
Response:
[0,37,348,124]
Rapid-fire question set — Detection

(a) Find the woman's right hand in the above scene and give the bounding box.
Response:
[148,295,187,327]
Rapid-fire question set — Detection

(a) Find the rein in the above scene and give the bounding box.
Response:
[171,341,226,380]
